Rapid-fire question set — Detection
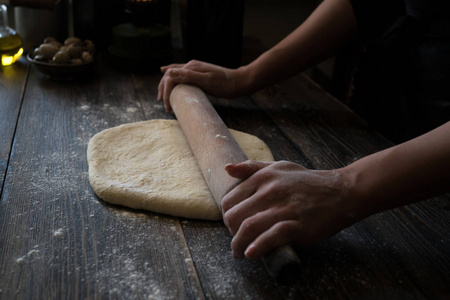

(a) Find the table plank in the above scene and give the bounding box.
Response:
[131,74,291,298]
[181,220,287,299]
[1,53,448,299]
[0,58,204,299]
[211,88,429,299]
[211,95,314,167]
[248,73,450,299]
[133,71,449,299]
[251,74,391,169]
[0,57,29,194]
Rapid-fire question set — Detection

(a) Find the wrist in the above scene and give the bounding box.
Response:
[335,164,375,223]
[231,64,258,96]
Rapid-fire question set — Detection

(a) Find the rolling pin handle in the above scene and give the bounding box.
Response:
[262,245,301,284]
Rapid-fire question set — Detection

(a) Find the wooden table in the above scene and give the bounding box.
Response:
[1,55,449,300]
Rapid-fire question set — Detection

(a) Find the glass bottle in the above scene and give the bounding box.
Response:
[0,4,23,66]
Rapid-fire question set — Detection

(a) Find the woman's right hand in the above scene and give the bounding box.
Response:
[221,160,360,260]
[157,60,244,112]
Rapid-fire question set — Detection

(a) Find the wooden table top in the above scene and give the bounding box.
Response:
[1,55,449,300]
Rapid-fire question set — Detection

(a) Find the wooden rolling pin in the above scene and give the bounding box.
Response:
[170,84,301,282]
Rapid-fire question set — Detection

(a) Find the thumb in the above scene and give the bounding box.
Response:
[225,160,273,180]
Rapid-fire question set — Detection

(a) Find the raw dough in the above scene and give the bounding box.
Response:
[87,119,274,220]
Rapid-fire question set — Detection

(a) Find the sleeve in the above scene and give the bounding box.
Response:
[349,0,406,38]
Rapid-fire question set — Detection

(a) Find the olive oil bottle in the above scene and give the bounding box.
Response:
[0,4,23,66]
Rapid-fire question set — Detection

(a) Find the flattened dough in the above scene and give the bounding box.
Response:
[87,119,274,220]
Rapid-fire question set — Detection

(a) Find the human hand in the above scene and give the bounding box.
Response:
[222,160,359,260]
[157,60,240,112]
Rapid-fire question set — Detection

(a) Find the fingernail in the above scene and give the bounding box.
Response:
[225,163,234,170]
[245,244,257,259]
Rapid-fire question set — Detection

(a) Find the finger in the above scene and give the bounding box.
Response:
[169,68,210,87]
[221,161,273,214]
[230,207,295,259]
[160,64,185,73]
[224,160,301,212]
[225,160,273,180]
[224,182,283,235]
[223,193,259,236]
[161,60,209,74]
[244,220,302,260]
[221,178,257,219]
[231,212,270,259]
[157,75,165,102]
[163,79,177,112]
[158,68,191,107]
[184,60,217,72]
[160,67,206,111]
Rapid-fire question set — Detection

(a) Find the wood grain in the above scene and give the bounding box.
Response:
[248,71,450,299]
[1,54,448,299]
[0,58,204,299]
[0,57,29,194]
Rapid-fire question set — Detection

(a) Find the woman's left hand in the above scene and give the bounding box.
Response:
[157,60,239,112]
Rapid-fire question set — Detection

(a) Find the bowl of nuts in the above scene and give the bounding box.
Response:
[27,36,96,79]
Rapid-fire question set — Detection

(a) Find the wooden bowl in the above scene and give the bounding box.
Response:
[27,53,95,80]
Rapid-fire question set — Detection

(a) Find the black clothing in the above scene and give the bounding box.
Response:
[349,0,450,143]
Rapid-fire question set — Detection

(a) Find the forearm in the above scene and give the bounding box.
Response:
[234,0,357,95]
[340,122,450,219]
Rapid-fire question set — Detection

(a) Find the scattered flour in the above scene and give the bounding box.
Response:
[15,245,40,264]
[53,228,64,237]
[215,134,228,139]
